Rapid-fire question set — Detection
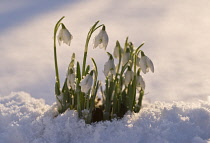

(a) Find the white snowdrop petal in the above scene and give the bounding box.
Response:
[113,46,119,58]
[110,60,116,75]
[110,68,116,75]
[102,31,109,49]
[57,29,63,46]
[93,29,108,49]
[79,76,88,86]
[104,61,110,77]
[146,56,154,73]
[81,85,86,93]
[104,59,115,77]
[109,59,114,67]
[99,43,104,49]
[87,76,93,88]
[136,75,145,91]
[80,74,93,93]
[63,29,72,44]
[122,53,130,65]
[93,34,101,48]
[139,56,147,74]
[139,75,145,90]
[57,28,73,46]
[124,70,134,86]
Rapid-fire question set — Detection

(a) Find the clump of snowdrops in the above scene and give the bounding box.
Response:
[54,16,154,124]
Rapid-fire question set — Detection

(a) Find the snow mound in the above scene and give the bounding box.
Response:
[0,92,210,143]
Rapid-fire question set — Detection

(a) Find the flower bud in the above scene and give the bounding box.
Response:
[104,54,116,77]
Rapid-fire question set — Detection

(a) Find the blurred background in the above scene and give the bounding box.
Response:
[0,0,210,104]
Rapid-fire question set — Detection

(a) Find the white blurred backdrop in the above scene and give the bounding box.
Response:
[0,0,210,104]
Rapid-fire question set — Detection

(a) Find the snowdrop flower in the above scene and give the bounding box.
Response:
[93,25,109,50]
[139,52,154,74]
[113,41,122,58]
[57,24,73,46]
[136,75,145,91]
[124,67,134,86]
[79,71,93,94]
[104,54,116,77]
[67,68,75,90]
[122,48,130,65]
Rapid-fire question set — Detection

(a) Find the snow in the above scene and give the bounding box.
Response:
[0,92,210,143]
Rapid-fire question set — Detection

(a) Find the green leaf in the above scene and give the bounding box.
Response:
[124,37,129,52]
[138,90,144,109]
[62,78,67,93]
[91,58,98,77]
[76,62,81,82]
[135,42,145,55]
[55,81,60,96]
[85,65,90,75]
[68,53,76,68]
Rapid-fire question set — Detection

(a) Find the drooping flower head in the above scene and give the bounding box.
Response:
[104,53,116,77]
[124,66,134,86]
[139,51,154,74]
[122,48,130,66]
[93,25,109,50]
[79,71,94,94]
[113,41,123,59]
[136,74,145,91]
[57,23,73,46]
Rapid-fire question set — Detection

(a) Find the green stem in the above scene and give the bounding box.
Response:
[91,58,98,96]
[134,53,137,76]
[82,21,103,76]
[53,16,65,95]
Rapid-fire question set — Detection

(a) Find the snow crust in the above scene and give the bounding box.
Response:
[0,92,209,143]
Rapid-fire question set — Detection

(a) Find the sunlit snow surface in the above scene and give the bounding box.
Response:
[0,92,210,143]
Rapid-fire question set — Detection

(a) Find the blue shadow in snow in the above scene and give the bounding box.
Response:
[0,0,77,32]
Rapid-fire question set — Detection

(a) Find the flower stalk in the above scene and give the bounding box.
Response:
[53,16,65,96]
[82,22,104,76]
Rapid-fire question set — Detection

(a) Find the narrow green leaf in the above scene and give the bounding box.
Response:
[85,65,90,75]
[68,53,76,68]
[124,37,129,52]
[135,42,145,55]
[55,81,60,96]
[76,62,81,81]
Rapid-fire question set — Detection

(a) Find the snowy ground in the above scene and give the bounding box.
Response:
[1,0,210,143]
[1,92,210,143]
